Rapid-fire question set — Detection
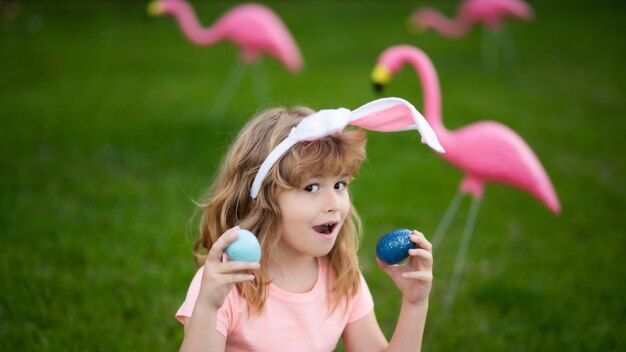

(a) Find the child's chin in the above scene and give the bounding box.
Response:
[311,241,336,257]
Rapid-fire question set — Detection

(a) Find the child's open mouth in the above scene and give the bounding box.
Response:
[312,222,337,235]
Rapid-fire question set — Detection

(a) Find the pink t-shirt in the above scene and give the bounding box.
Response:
[176,257,374,352]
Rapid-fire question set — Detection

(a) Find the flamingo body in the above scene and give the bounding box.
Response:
[446,121,559,212]
[411,0,534,37]
[374,45,560,213]
[150,0,303,72]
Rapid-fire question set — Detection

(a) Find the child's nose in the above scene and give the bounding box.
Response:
[324,190,340,212]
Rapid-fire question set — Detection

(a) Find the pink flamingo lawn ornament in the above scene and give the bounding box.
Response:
[409,0,534,68]
[147,0,304,115]
[371,45,560,314]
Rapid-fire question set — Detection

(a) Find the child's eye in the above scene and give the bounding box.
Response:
[304,184,320,193]
[334,181,347,190]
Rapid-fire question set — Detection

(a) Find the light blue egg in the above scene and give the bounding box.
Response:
[226,229,261,262]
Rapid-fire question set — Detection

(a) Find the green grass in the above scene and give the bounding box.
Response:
[1,1,625,350]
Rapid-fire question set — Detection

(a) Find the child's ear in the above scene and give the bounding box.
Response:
[348,97,444,153]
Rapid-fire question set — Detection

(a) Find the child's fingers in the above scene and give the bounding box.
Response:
[401,271,433,282]
[217,260,260,274]
[206,226,240,263]
[410,230,432,252]
[223,273,256,285]
[409,248,433,269]
[409,248,433,261]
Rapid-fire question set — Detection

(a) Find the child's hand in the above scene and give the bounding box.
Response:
[377,230,433,306]
[197,227,261,310]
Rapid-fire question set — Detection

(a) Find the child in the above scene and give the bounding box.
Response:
[176,98,444,351]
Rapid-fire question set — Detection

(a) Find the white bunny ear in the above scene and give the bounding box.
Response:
[348,97,445,153]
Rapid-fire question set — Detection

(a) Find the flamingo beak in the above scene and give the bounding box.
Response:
[146,0,165,17]
[371,64,391,95]
[406,13,426,35]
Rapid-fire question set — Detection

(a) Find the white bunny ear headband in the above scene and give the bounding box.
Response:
[249,97,445,199]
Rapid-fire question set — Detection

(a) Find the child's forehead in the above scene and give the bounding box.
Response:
[296,167,354,182]
[300,171,351,180]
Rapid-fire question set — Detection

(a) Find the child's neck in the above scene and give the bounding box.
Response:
[269,253,320,294]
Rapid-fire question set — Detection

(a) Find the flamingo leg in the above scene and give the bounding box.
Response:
[443,196,481,312]
[500,24,519,73]
[211,59,248,117]
[481,28,499,70]
[250,59,271,106]
[431,190,465,252]
[424,196,481,350]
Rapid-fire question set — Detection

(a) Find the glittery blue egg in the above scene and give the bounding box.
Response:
[226,229,261,262]
[376,229,414,265]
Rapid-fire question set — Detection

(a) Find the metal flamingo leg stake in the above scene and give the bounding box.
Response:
[424,196,481,351]
[500,24,519,72]
[481,27,499,70]
[431,190,464,252]
[210,59,247,117]
[250,59,271,107]
[443,196,481,312]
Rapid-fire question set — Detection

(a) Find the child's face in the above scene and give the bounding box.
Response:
[275,174,351,258]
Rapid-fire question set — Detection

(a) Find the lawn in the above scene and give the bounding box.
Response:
[1,1,624,351]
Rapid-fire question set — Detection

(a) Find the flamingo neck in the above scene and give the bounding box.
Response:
[418,8,471,38]
[165,1,221,46]
[401,49,446,135]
